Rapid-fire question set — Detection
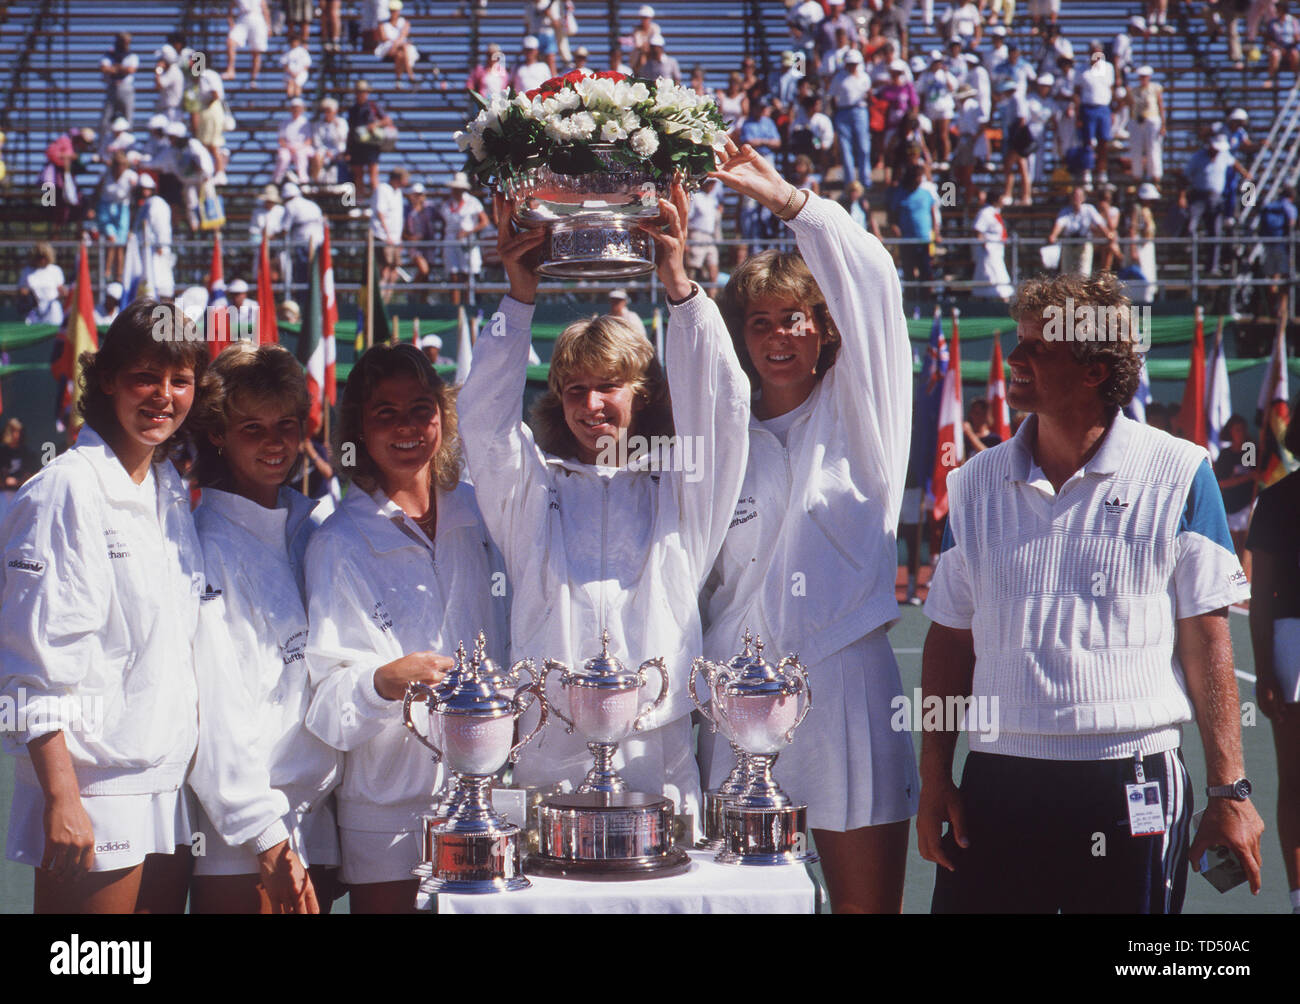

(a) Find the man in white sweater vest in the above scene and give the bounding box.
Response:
[918,273,1263,912]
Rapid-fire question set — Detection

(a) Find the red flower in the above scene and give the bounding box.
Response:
[562,70,586,85]
[595,70,627,81]
[525,87,542,99]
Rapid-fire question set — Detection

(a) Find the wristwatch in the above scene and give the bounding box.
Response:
[1206,778,1252,801]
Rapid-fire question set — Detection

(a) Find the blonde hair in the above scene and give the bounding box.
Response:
[191,341,311,488]
[530,314,673,458]
[719,250,841,386]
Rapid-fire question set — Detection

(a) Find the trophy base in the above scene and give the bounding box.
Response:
[696,789,734,850]
[715,802,819,867]
[417,822,530,896]
[532,791,686,880]
[537,216,654,280]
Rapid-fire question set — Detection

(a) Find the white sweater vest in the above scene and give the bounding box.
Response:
[945,418,1208,760]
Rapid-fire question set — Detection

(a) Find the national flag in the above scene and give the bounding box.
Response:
[1124,356,1152,424]
[1176,306,1206,448]
[1257,309,1294,487]
[931,308,964,521]
[987,331,1011,443]
[51,241,100,432]
[299,238,326,434]
[207,231,228,359]
[357,243,391,348]
[121,233,144,305]
[455,306,474,385]
[911,308,948,512]
[257,232,278,345]
[320,222,337,404]
[1205,317,1232,461]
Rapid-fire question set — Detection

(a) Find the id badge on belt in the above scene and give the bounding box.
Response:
[1125,751,1165,837]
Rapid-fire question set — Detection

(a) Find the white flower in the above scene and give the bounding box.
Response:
[570,111,597,140]
[600,119,626,142]
[627,81,650,104]
[453,130,471,152]
[619,109,641,133]
[469,135,487,161]
[512,93,532,113]
[630,127,659,157]
[555,89,581,111]
[544,117,571,142]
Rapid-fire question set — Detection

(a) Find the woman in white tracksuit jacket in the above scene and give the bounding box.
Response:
[186,343,342,913]
[699,138,920,913]
[304,342,506,913]
[458,184,749,829]
[0,302,208,913]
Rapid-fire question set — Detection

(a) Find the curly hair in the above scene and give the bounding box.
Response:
[77,299,211,463]
[529,314,674,459]
[190,342,311,489]
[1009,271,1144,409]
[719,250,841,389]
[335,341,461,495]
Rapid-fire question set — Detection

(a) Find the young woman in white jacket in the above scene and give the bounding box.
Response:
[1,301,208,913]
[698,138,920,912]
[457,183,750,828]
[186,343,342,914]
[304,342,505,913]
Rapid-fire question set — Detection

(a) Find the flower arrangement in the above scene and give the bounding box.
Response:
[455,70,728,185]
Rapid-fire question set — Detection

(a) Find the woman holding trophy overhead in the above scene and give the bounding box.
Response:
[698,137,920,912]
[458,180,750,830]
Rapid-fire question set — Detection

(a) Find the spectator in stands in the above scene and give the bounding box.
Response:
[879,59,920,157]
[1258,184,1296,317]
[286,0,314,43]
[988,24,1009,69]
[373,166,409,286]
[843,180,885,237]
[963,50,991,123]
[1093,187,1123,272]
[1223,109,1257,227]
[1266,0,1300,85]
[884,107,931,187]
[168,122,215,231]
[95,282,124,328]
[821,26,859,80]
[1186,133,1252,274]
[942,1,984,49]
[1216,415,1257,556]
[686,175,724,293]
[99,117,137,164]
[789,92,834,175]
[739,54,764,97]
[735,98,782,262]
[774,50,805,111]
[41,127,96,228]
[1129,65,1164,185]
[570,47,594,77]
[469,44,511,97]
[816,0,857,60]
[862,16,889,64]
[830,49,872,191]
[787,153,822,197]
[224,1,272,86]
[310,97,349,184]
[918,51,958,167]
[951,88,983,200]
[1143,0,1180,34]
[718,72,749,129]
[436,173,488,305]
[274,97,314,184]
[1110,16,1145,141]
[1207,0,1252,68]
[1050,55,1077,163]
[346,79,392,207]
[993,42,1036,99]
[154,44,185,122]
[100,33,139,141]
[998,79,1034,207]
[891,163,940,310]
[877,0,909,53]
[789,0,825,62]
[322,0,344,52]
[281,33,313,99]
[845,0,872,40]
[610,44,634,76]
[1028,0,1062,36]
[18,244,66,326]
[250,183,285,239]
[1046,184,1112,277]
[190,80,229,187]
[1074,41,1115,188]
[607,289,647,339]
[1123,182,1160,304]
[512,36,551,92]
[136,174,175,299]
[971,187,1014,300]
[962,398,1000,453]
[282,180,325,298]
[405,182,437,288]
[525,1,562,77]
[1024,73,1054,184]
[226,278,259,333]
[630,5,663,70]
[88,152,138,283]
[377,0,421,89]
[640,34,682,84]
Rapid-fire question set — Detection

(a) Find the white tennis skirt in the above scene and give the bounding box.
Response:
[6,780,195,873]
[1276,618,1300,705]
[338,825,422,886]
[697,625,921,833]
[191,797,340,876]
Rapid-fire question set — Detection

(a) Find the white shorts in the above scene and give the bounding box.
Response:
[1275,618,1300,705]
[230,16,269,53]
[6,779,195,873]
[1227,501,1254,534]
[191,797,340,876]
[375,40,420,63]
[443,243,482,277]
[698,626,921,832]
[339,824,422,886]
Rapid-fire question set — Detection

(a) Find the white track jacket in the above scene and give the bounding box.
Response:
[0,427,201,795]
[458,293,750,747]
[703,194,912,666]
[188,487,341,854]
[303,482,507,834]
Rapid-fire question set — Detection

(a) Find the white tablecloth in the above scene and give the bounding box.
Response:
[418,849,818,914]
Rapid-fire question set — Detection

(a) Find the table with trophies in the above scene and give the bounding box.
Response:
[402,631,821,914]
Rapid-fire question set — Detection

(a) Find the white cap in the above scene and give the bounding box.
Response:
[1137,64,1154,76]
[165,121,187,137]
[1037,72,1055,86]
[1137,182,1160,200]
[320,97,339,111]
[638,5,655,17]
[419,334,443,349]
[575,46,589,57]
[649,33,666,46]
[106,282,124,300]
[843,49,864,65]
[290,96,305,106]
[522,35,539,48]
[148,113,169,130]
[449,172,471,191]
[991,25,1007,37]
[1129,15,1147,30]
[138,174,156,189]
[609,288,629,300]
[910,56,927,73]
[110,116,130,132]
[156,44,179,64]
[890,58,909,73]
[410,181,426,194]
[282,181,302,199]
[827,0,844,5]
[1212,135,1231,151]
[929,49,944,62]
[1230,107,1249,121]
[388,0,403,10]
[228,278,249,294]
[1054,38,1075,59]
[963,52,980,66]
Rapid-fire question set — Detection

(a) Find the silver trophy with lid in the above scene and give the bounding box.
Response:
[527,631,690,878]
[691,631,817,866]
[403,634,548,895]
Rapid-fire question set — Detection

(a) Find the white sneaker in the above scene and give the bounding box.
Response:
[1083,170,1093,187]
[347,207,363,218]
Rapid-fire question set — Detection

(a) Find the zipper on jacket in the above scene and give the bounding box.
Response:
[599,477,609,637]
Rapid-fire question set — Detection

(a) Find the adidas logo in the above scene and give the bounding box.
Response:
[1103,497,1129,517]
[200,583,223,603]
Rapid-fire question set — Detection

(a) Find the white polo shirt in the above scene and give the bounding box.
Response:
[925,411,1249,761]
